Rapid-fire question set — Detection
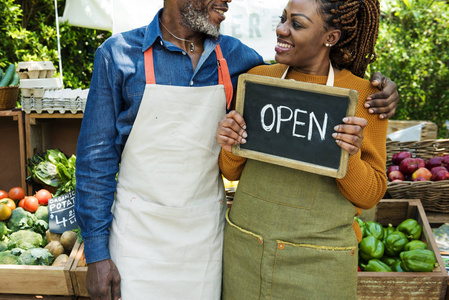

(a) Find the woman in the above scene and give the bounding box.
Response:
[216,0,387,298]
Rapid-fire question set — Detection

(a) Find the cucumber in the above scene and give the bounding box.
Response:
[8,72,19,86]
[0,64,15,87]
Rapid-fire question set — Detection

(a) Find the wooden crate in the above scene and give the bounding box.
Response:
[357,199,448,299]
[70,241,89,298]
[387,120,438,141]
[0,240,80,296]
[24,113,82,194]
[0,109,26,192]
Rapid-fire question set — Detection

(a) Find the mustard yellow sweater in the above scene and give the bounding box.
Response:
[220,64,388,216]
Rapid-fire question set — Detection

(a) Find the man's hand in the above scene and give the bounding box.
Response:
[86,259,121,300]
[367,72,399,120]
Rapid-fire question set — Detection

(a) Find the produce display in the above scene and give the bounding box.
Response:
[387,151,449,182]
[27,148,76,196]
[0,63,20,87]
[357,217,437,272]
[0,187,77,266]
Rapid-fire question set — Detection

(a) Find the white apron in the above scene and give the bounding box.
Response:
[109,44,233,300]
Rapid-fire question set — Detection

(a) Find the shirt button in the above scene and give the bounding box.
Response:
[182,51,186,55]
[190,80,194,86]
[160,40,163,46]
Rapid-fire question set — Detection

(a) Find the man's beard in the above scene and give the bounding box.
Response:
[180,1,221,37]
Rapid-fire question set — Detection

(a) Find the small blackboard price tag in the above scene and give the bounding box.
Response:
[48,190,78,233]
[232,74,358,178]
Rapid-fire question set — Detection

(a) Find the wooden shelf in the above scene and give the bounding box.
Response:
[0,109,26,192]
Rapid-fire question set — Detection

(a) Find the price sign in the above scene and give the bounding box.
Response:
[48,190,79,233]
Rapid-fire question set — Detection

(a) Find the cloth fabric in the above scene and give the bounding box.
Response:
[108,44,227,299]
[74,8,265,264]
[220,64,388,299]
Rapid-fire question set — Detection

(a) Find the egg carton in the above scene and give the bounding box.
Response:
[21,88,89,114]
[16,61,56,79]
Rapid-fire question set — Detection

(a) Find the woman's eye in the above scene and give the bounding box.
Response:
[279,15,286,23]
[293,22,303,29]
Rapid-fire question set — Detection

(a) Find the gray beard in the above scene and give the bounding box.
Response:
[180,2,221,37]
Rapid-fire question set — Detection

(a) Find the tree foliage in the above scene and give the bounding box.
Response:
[368,0,449,137]
[0,0,110,89]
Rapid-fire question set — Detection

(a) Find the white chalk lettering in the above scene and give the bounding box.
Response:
[276,106,293,133]
[292,109,307,138]
[308,112,328,141]
[261,104,276,131]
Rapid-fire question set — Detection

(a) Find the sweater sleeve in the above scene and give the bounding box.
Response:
[336,85,388,210]
[219,149,247,181]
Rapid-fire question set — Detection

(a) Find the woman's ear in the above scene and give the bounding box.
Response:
[325,29,341,47]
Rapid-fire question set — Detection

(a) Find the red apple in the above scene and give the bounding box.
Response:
[431,170,449,181]
[387,165,400,175]
[415,158,426,169]
[413,177,428,181]
[392,151,412,165]
[442,155,449,168]
[427,156,445,170]
[412,167,432,181]
[431,166,448,175]
[389,170,405,181]
[399,158,419,175]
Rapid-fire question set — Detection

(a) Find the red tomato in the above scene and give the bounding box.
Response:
[18,198,25,208]
[8,187,25,201]
[23,196,39,213]
[35,189,52,205]
[0,190,8,200]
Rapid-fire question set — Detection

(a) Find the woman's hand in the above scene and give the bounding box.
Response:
[332,117,367,156]
[216,110,247,152]
[366,72,399,120]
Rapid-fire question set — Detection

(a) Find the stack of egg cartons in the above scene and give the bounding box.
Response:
[17,61,62,113]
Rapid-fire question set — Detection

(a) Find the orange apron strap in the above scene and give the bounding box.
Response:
[215,44,233,110]
[144,47,156,84]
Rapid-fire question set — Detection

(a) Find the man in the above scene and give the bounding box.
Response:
[74,0,399,299]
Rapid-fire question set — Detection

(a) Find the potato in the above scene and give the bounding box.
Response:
[44,240,65,259]
[45,229,61,244]
[60,230,77,252]
[52,254,69,267]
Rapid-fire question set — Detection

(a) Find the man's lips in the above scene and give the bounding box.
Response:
[212,6,228,20]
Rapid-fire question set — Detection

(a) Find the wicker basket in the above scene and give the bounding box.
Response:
[0,86,19,110]
[386,139,449,212]
[387,120,438,141]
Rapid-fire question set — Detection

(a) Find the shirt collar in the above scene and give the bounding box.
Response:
[142,8,222,52]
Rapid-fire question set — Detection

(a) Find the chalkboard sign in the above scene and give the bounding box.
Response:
[232,74,358,178]
[48,190,79,233]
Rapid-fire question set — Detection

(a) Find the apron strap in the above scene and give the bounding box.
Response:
[143,44,233,109]
[144,47,156,84]
[215,44,233,110]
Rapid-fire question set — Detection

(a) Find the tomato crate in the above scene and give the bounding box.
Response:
[0,239,80,296]
[70,241,89,298]
[357,199,448,300]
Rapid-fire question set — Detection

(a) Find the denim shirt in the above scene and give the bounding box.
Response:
[74,9,265,264]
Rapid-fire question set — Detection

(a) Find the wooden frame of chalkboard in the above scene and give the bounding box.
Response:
[232,73,358,179]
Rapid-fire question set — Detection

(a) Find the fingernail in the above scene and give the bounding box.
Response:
[332,133,337,138]
[242,132,248,138]
[365,103,370,108]
[334,125,339,131]
[241,138,247,144]
[380,115,384,119]
[242,125,247,130]
[369,109,374,114]
[343,117,348,122]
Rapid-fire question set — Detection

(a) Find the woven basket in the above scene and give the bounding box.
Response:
[0,86,19,110]
[387,120,438,141]
[386,139,449,212]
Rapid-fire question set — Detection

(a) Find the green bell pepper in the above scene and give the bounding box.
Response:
[391,260,404,272]
[397,219,422,240]
[404,240,428,251]
[359,235,385,261]
[381,256,400,267]
[383,224,395,242]
[355,217,366,238]
[361,259,392,272]
[400,249,436,272]
[384,230,409,257]
[364,221,385,240]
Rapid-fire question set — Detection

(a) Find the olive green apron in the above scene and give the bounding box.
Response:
[222,159,359,300]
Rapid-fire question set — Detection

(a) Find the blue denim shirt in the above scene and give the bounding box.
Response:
[75,9,265,264]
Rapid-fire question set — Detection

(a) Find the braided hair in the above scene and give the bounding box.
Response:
[315,0,380,77]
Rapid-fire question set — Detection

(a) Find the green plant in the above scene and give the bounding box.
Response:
[368,0,449,138]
